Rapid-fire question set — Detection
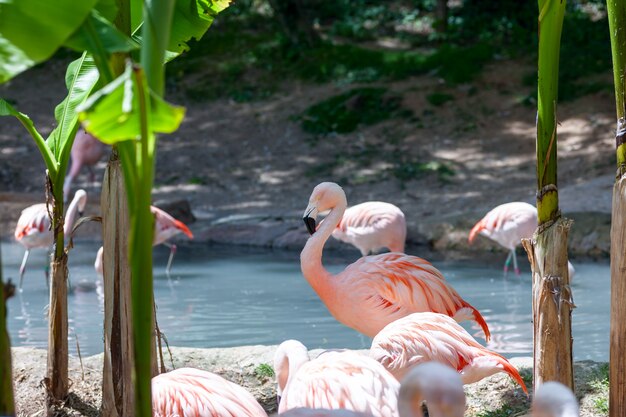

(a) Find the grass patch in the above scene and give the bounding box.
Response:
[476,404,527,417]
[391,160,455,184]
[427,92,454,107]
[590,363,609,414]
[300,88,405,135]
[254,363,275,379]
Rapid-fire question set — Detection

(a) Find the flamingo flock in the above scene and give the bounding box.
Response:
[14,141,582,417]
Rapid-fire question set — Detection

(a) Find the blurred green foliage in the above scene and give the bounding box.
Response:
[299,87,404,135]
[166,0,611,104]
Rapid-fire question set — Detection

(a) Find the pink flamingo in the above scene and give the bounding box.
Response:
[398,362,466,417]
[152,367,268,417]
[14,189,87,289]
[274,339,399,417]
[330,201,406,256]
[369,312,528,394]
[63,129,106,202]
[469,202,536,275]
[532,381,579,417]
[469,202,575,277]
[301,182,491,341]
[94,205,194,275]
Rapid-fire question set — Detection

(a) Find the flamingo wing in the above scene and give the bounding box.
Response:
[370,313,527,393]
[152,368,267,417]
[343,253,490,341]
[279,352,399,417]
[15,203,53,246]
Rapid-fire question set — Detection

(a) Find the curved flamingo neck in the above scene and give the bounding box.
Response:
[64,194,83,236]
[300,199,346,296]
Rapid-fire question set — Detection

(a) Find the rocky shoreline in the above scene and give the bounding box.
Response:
[10,345,608,417]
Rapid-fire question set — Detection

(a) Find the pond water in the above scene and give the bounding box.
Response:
[3,241,610,361]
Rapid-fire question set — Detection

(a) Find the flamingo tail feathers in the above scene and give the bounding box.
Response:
[453,306,491,343]
[468,218,486,243]
[174,219,194,239]
[495,355,528,395]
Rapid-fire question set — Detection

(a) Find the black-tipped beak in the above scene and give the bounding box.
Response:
[303,216,316,235]
[78,210,84,217]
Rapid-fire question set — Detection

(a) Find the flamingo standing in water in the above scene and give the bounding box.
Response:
[14,189,87,289]
[301,182,491,341]
[274,339,399,417]
[63,129,106,201]
[369,312,528,393]
[152,367,268,417]
[94,205,194,275]
[330,201,406,256]
[469,202,575,277]
[532,381,579,417]
[397,362,466,417]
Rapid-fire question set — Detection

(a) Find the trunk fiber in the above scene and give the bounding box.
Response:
[101,153,135,417]
[522,217,575,391]
[46,255,69,406]
[610,174,626,416]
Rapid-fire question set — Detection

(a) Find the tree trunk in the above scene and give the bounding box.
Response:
[46,254,69,406]
[522,217,575,391]
[435,0,448,33]
[0,274,16,416]
[101,151,135,417]
[610,174,626,416]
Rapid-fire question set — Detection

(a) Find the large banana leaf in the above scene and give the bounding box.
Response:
[46,53,100,192]
[65,10,139,55]
[0,0,97,82]
[78,63,185,144]
[132,0,231,59]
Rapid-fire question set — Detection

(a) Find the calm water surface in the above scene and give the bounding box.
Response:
[3,241,610,360]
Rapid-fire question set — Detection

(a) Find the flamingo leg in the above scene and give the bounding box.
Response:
[19,249,30,290]
[164,242,177,276]
[503,250,512,274]
[512,249,520,275]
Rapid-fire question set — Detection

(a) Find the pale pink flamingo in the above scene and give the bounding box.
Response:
[274,339,399,417]
[280,409,374,417]
[397,362,466,417]
[63,129,106,202]
[532,381,579,417]
[14,189,87,289]
[152,367,268,417]
[94,205,194,275]
[369,312,528,394]
[301,182,491,341]
[330,201,406,256]
[469,202,575,277]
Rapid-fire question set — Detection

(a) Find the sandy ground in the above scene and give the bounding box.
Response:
[9,346,610,417]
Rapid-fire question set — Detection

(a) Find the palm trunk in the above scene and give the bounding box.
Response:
[521,219,574,389]
[606,1,626,415]
[0,250,16,417]
[101,150,135,417]
[523,0,574,391]
[46,193,69,409]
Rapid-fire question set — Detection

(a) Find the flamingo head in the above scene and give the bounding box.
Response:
[398,362,465,417]
[532,381,579,417]
[273,339,310,404]
[73,189,88,217]
[303,182,346,235]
